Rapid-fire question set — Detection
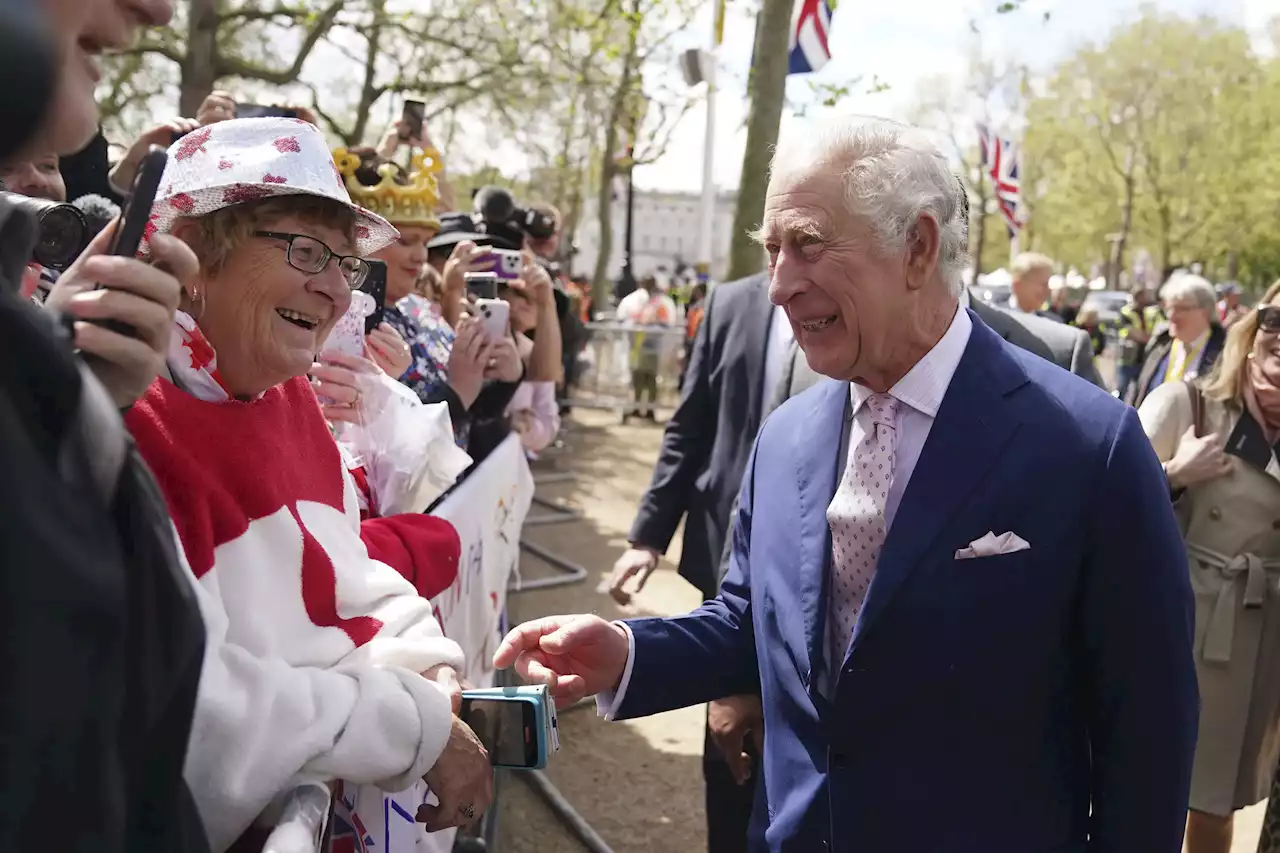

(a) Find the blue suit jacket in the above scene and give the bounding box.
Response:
[617,311,1198,853]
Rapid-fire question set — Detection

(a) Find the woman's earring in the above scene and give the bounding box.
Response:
[189,284,206,322]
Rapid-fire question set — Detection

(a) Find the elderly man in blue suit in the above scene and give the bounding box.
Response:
[495,117,1198,852]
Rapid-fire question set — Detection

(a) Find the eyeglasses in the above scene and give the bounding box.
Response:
[1257,305,1280,334]
[254,230,369,289]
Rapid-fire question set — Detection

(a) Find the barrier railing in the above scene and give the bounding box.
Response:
[567,322,686,420]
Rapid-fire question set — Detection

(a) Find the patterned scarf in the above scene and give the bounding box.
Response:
[1246,354,1280,444]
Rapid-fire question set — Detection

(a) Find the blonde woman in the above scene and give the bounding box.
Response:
[1137,280,1280,853]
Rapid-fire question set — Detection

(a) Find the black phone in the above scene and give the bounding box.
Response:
[98,145,167,336]
[465,271,499,301]
[109,146,166,259]
[1225,412,1275,472]
[360,259,388,334]
[400,99,425,140]
[236,102,299,120]
[459,696,540,768]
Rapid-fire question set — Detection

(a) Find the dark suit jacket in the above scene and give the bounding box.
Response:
[620,310,1198,853]
[1126,324,1226,409]
[629,273,775,599]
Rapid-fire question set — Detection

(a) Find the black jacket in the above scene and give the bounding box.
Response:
[628,274,774,599]
[0,202,208,852]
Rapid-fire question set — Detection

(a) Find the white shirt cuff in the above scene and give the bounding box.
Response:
[594,621,635,721]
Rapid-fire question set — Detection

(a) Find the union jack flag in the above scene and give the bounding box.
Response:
[788,0,833,75]
[977,123,1023,235]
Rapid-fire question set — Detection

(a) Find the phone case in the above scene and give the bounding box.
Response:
[460,685,558,769]
[475,298,509,341]
[321,290,377,360]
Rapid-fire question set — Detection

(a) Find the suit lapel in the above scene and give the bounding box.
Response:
[794,379,848,683]
[848,314,1029,653]
[743,277,775,430]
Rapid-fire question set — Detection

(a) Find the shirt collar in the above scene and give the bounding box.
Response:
[850,301,972,419]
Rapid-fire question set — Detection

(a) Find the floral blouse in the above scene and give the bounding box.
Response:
[384,298,455,405]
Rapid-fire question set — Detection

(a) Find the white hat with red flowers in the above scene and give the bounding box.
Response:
[147,117,399,256]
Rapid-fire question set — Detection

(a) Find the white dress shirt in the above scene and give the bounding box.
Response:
[599,303,973,718]
[762,305,796,405]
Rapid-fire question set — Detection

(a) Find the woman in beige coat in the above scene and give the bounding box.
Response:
[1138,280,1280,853]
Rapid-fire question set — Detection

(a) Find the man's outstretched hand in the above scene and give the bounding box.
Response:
[492,615,630,708]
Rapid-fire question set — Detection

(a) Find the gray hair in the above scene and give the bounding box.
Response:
[767,116,970,296]
[1159,273,1216,312]
[1010,252,1054,280]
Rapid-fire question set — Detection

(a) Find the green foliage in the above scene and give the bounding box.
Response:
[1022,7,1280,286]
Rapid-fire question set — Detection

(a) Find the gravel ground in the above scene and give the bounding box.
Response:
[495,407,708,853]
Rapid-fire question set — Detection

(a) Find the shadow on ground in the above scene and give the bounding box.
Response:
[493,410,709,853]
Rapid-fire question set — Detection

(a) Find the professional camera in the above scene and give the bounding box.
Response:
[0,191,92,270]
[473,185,557,244]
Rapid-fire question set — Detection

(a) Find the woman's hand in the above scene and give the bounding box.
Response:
[447,318,491,408]
[195,90,236,126]
[418,716,493,833]
[443,241,495,297]
[45,226,196,408]
[110,118,202,190]
[309,352,383,425]
[365,322,411,378]
[1165,425,1232,489]
[421,664,463,714]
[484,335,523,383]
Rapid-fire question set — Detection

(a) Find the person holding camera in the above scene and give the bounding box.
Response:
[0,0,210,850]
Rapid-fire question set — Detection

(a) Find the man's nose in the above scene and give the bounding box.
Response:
[767,253,807,306]
[127,0,175,27]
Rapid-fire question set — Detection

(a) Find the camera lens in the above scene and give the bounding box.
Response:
[34,204,88,271]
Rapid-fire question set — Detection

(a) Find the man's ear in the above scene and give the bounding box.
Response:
[904,212,941,292]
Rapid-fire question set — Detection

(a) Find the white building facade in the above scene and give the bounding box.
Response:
[572,187,742,283]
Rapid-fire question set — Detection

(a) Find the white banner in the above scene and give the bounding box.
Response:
[329,435,533,852]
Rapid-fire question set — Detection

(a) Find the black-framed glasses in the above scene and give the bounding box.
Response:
[254,230,369,289]
[1257,305,1280,335]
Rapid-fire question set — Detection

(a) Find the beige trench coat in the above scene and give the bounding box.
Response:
[1140,381,1280,816]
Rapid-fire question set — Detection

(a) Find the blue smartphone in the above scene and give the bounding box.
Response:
[459,685,557,770]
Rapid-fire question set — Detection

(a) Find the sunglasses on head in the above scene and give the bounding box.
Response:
[1256,305,1280,334]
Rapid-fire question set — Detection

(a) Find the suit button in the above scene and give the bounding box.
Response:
[831,752,849,769]
[1272,518,1280,530]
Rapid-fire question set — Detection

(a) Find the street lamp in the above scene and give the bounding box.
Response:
[620,144,637,296]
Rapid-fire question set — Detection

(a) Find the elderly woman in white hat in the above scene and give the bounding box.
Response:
[122,118,492,851]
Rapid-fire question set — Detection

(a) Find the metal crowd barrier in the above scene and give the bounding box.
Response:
[566,321,686,420]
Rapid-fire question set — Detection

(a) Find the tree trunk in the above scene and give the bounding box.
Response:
[972,170,988,277]
[180,0,220,116]
[726,0,795,282]
[1109,169,1135,289]
[349,0,387,147]
[590,0,641,308]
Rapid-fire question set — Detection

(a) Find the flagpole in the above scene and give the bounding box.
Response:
[697,0,724,282]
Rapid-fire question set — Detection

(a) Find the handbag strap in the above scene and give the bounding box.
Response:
[1185,379,1206,438]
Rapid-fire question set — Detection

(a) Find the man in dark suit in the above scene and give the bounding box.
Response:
[498,117,1197,852]
[604,270,786,853]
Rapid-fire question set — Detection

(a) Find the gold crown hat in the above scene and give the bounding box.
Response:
[332,146,443,231]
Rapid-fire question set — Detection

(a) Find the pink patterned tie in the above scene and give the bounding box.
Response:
[825,392,900,680]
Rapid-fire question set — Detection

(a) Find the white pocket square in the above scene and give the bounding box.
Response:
[954,531,1031,560]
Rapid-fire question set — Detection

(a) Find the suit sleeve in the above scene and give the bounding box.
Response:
[1070,328,1106,389]
[1081,406,1198,853]
[616,435,762,719]
[627,288,721,553]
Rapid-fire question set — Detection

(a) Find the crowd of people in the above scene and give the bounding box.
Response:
[1,0,575,849]
[5,2,1280,853]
